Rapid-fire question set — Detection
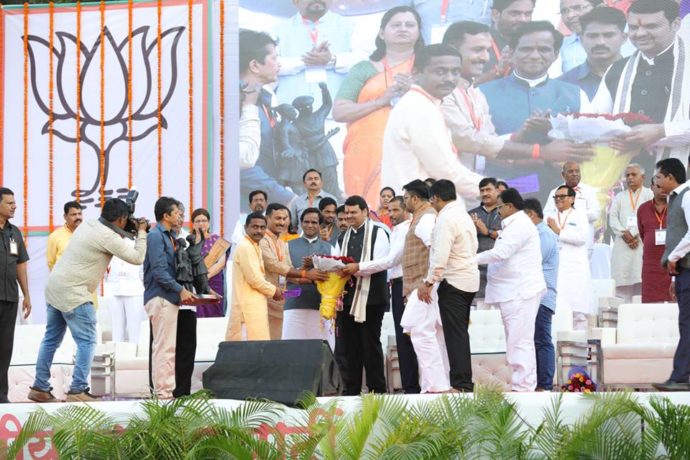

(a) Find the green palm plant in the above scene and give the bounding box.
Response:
[628,396,690,460]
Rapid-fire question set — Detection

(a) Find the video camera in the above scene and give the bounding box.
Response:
[123,189,150,238]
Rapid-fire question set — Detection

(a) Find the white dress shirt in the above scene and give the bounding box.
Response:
[382,85,482,208]
[668,182,690,263]
[335,220,391,275]
[476,211,545,304]
[357,220,410,279]
[425,201,479,293]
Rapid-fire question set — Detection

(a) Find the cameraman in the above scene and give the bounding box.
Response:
[28,198,148,403]
[144,197,194,399]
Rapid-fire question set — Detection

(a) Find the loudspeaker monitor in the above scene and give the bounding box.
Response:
[202,339,341,406]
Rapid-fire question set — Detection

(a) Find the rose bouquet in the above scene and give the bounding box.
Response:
[549,112,654,231]
[312,255,355,321]
[561,368,597,393]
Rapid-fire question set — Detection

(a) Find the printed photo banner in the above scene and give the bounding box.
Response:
[0,0,210,235]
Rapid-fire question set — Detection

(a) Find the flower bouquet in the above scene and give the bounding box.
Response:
[312,255,355,321]
[561,367,597,393]
[549,112,654,231]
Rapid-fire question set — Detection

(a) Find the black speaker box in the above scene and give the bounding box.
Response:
[202,339,342,406]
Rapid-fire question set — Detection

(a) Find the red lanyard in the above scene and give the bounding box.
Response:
[628,189,641,211]
[265,230,283,262]
[410,86,458,153]
[302,16,319,46]
[460,88,482,131]
[440,0,450,24]
[557,209,573,230]
[169,235,177,252]
[262,105,275,128]
[491,39,511,76]
[382,56,415,88]
[654,206,667,229]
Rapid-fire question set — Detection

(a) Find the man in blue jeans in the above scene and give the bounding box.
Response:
[28,199,148,402]
[524,198,559,391]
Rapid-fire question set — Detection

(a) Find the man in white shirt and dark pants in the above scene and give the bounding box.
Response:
[477,188,546,392]
[418,180,479,392]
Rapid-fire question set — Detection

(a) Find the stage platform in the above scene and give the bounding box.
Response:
[3,391,690,428]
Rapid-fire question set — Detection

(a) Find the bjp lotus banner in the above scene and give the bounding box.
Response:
[0,0,239,321]
[1,0,209,227]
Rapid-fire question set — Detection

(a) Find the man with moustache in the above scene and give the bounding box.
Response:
[46,201,83,271]
[559,7,629,100]
[226,213,283,341]
[239,30,296,212]
[382,44,483,207]
[274,0,363,109]
[284,208,334,341]
[0,188,30,403]
[260,203,328,339]
[469,178,502,300]
[559,0,602,73]
[476,0,535,85]
[334,196,390,395]
[290,169,337,231]
[342,195,420,393]
[480,21,591,197]
[336,205,349,232]
[318,197,340,245]
[441,21,593,175]
[593,0,690,171]
[231,190,268,249]
[609,164,653,302]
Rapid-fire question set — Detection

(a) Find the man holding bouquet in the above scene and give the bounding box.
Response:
[335,195,390,395]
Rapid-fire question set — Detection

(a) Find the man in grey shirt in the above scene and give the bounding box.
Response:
[29,199,148,403]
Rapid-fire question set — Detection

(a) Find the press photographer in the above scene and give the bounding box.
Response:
[28,198,149,403]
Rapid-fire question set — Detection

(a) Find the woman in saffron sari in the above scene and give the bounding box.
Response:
[191,208,230,317]
[333,6,424,207]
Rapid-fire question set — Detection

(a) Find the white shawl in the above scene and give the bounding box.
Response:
[340,219,374,323]
[613,37,690,164]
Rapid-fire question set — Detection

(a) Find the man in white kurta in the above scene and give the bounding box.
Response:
[546,186,593,330]
[543,161,601,250]
[609,164,654,302]
[476,188,546,392]
[381,45,482,209]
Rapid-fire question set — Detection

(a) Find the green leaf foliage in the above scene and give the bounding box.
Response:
[5,387,690,460]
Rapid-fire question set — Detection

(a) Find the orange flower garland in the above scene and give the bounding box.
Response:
[75,0,82,201]
[48,1,55,232]
[99,0,106,207]
[23,2,29,243]
[157,0,163,197]
[127,0,133,189]
[187,0,194,215]
[219,0,225,236]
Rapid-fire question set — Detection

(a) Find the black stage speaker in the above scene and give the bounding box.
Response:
[202,339,342,406]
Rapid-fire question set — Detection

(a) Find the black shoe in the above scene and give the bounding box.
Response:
[0,396,10,403]
[652,380,690,392]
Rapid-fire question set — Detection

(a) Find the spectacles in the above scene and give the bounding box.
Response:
[553,194,570,200]
[496,203,507,210]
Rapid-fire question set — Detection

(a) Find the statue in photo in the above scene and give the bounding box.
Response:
[274,103,311,194]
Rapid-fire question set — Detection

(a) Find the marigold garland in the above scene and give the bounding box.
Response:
[48,1,55,232]
[156,0,163,197]
[219,0,225,237]
[127,0,133,189]
[23,2,29,243]
[99,0,106,207]
[187,0,194,216]
[75,0,82,201]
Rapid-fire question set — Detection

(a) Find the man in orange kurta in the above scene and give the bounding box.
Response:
[226,213,283,341]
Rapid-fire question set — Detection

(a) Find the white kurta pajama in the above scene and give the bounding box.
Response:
[547,207,592,330]
[609,187,654,295]
[476,211,546,392]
